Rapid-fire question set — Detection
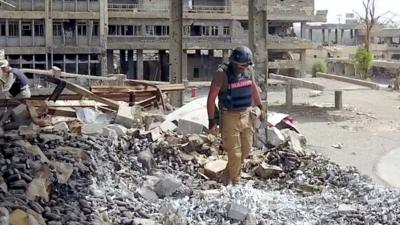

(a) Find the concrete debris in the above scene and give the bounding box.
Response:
[227,203,250,221]
[177,119,204,135]
[2,96,400,225]
[332,143,344,149]
[11,104,30,124]
[204,159,227,179]
[115,104,136,128]
[159,121,177,133]
[153,176,182,197]
[53,122,69,132]
[255,163,283,179]
[267,127,285,146]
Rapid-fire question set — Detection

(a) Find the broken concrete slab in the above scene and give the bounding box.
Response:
[0,177,7,193]
[177,119,204,135]
[53,122,69,132]
[106,124,127,136]
[227,203,250,221]
[159,121,178,133]
[9,209,40,225]
[267,127,285,147]
[204,159,227,179]
[138,150,155,173]
[11,104,30,124]
[137,188,159,201]
[149,127,163,141]
[18,123,40,138]
[50,161,74,184]
[153,176,182,197]
[133,218,157,225]
[255,163,283,179]
[115,104,136,128]
[188,134,205,149]
[0,207,9,225]
[26,178,49,202]
[81,123,105,135]
[14,140,49,163]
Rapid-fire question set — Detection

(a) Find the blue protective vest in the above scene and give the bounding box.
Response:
[9,68,29,97]
[218,64,252,110]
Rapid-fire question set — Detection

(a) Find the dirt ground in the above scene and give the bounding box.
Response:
[268,86,400,185]
[187,85,400,186]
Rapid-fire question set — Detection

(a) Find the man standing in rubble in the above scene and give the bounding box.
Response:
[207,46,265,185]
[0,59,31,99]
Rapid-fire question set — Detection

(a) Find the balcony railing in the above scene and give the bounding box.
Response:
[107,35,231,43]
[108,4,231,14]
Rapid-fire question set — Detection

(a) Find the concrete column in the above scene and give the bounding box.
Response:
[19,20,22,46]
[340,29,344,44]
[127,49,134,79]
[120,50,126,74]
[32,20,35,45]
[106,49,114,74]
[223,49,230,63]
[182,50,188,82]
[75,54,79,73]
[300,50,306,78]
[63,54,66,71]
[300,22,305,38]
[5,20,8,46]
[249,0,268,87]
[322,29,326,44]
[328,29,331,44]
[309,29,313,41]
[136,49,143,80]
[169,0,184,106]
[88,54,91,75]
[335,29,338,44]
[99,0,108,75]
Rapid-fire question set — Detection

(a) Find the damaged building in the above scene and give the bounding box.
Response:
[0,0,326,80]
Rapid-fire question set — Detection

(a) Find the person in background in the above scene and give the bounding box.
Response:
[207,46,266,185]
[0,59,31,99]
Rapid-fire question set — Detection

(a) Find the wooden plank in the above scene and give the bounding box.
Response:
[26,100,108,108]
[316,72,380,90]
[269,73,325,91]
[91,84,185,93]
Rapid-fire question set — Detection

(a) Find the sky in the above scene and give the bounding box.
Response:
[315,0,400,24]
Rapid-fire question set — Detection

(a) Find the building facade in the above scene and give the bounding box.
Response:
[0,0,326,80]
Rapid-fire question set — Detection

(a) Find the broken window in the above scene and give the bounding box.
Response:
[92,22,99,36]
[53,23,62,36]
[193,68,200,78]
[145,26,154,36]
[202,26,210,36]
[211,26,218,36]
[223,26,230,36]
[184,25,191,36]
[108,25,116,35]
[146,25,169,36]
[77,23,87,36]
[190,25,201,36]
[8,22,19,37]
[133,25,141,36]
[0,21,5,36]
[126,25,133,36]
[34,23,44,36]
[22,22,32,36]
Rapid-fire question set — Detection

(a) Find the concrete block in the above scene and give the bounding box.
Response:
[115,104,135,128]
[204,159,227,179]
[153,176,182,197]
[81,123,105,135]
[227,203,250,221]
[137,188,158,201]
[53,122,69,132]
[159,121,177,133]
[106,124,127,136]
[18,123,39,138]
[149,127,163,141]
[267,127,285,147]
[11,104,30,124]
[177,119,204,135]
[255,163,283,179]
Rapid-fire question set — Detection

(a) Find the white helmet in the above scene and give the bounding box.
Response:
[0,59,9,68]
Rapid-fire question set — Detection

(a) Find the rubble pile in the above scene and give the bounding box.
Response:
[0,93,400,224]
[1,124,400,225]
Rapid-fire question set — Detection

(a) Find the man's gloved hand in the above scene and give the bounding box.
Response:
[208,118,218,130]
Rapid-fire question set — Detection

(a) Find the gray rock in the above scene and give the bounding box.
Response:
[137,188,159,201]
[0,207,9,225]
[227,203,250,221]
[138,150,155,172]
[153,176,182,197]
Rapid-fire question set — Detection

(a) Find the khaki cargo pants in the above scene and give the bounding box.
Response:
[221,109,254,184]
